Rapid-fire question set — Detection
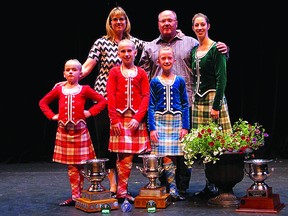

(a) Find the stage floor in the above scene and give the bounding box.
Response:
[0,159,287,216]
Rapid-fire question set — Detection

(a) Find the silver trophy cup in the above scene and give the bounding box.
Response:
[244,159,274,197]
[136,154,164,189]
[81,158,109,192]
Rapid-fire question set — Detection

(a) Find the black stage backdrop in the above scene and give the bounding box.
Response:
[3,0,287,162]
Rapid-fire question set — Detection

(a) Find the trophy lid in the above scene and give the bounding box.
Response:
[138,154,165,158]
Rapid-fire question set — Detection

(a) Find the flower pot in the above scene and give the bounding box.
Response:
[204,152,245,207]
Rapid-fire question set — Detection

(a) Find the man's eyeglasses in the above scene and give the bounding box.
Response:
[158,19,177,24]
[111,17,125,22]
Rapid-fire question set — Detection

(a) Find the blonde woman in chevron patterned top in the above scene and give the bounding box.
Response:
[79,6,146,198]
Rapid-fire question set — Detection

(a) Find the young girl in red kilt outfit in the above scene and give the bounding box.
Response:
[39,59,107,206]
[107,39,151,203]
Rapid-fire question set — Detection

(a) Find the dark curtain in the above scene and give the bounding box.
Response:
[2,0,287,163]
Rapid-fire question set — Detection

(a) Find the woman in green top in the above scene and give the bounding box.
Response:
[190,12,232,199]
[191,12,232,133]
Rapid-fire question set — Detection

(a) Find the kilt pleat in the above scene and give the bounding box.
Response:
[151,113,184,156]
[109,110,151,154]
[53,122,96,164]
[192,92,232,133]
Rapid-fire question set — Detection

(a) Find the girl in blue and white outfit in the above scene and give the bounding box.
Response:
[148,46,189,201]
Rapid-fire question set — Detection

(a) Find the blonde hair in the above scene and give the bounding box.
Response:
[118,39,135,50]
[158,46,174,57]
[65,59,82,70]
[104,6,131,41]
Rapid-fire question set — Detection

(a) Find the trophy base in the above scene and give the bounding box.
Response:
[75,189,119,212]
[236,193,285,213]
[139,186,167,196]
[134,187,171,209]
[75,197,119,212]
[81,189,111,200]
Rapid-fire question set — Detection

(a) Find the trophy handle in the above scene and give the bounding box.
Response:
[81,169,88,179]
[267,167,274,177]
[159,168,164,176]
[136,165,144,173]
[244,167,249,177]
[135,165,142,171]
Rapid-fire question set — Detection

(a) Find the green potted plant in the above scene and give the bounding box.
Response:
[181,118,269,168]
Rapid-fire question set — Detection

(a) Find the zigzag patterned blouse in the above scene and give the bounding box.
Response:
[88,36,145,98]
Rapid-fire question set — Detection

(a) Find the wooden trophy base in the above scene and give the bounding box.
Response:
[81,189,111,200]
[75,189,119,212]
[134,186,171,209]
[236,194,285,213]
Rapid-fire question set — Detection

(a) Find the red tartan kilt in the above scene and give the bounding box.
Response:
[53,122,96,164]
[109,110,151,154]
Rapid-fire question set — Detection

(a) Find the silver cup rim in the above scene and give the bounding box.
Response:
[244,159,273,164]
[84,158,109,163]
[138,154,165,158]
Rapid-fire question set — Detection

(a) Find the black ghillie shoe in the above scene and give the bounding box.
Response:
[192,186,219,200]
[171,194,186,202]
[117,193,135,204]
[110,191,117,198]
[59,198,75,206]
